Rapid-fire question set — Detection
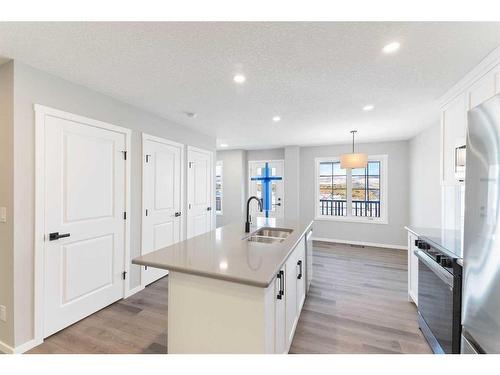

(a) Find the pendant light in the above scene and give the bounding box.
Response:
[340,130,368,169]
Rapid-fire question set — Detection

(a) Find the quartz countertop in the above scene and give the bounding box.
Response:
[405,225,462,259]
[133,218,313,288]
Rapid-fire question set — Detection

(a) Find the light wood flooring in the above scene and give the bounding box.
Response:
[28,242,431,354]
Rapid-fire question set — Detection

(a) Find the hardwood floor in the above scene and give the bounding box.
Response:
[289,242,431,354]
[28,242,431,354]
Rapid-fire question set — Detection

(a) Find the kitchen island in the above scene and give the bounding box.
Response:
[133,218,314,354]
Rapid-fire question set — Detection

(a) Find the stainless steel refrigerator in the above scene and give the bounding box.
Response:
[462,93,500,354]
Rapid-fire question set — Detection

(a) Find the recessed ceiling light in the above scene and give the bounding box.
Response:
[383,42,400,54]
[220,143,228,148]
[272,116,281,122]
[362,105,375,111]
[233,74,246,84]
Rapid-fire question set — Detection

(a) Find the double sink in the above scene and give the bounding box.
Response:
[246,227,293,244]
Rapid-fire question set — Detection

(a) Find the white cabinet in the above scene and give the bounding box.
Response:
[407,231,418,305]
[285,250,298,346]
[468,73,496,109]
[441,94,467,185]
[495,64,500,94]
[274,269,286,354]
[295,240,306,312]
[274,235,308,353]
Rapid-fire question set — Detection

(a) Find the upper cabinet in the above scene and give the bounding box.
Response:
[441,94,466,185]
[468,72,496,109]
[440,47,500,186]
[495,64,500,95]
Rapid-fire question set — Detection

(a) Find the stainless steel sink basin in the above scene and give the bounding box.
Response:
[247,236,284,244]
[253,227,293,239]
[245,227,293,244]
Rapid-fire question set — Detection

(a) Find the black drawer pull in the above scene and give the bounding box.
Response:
[277,272,283,300]
[297,260,303,279]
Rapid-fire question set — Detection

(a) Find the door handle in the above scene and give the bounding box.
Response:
[49,232,71,241]
[297,260,303,279]
[207,207,212,211]
[174,212,181,217]
[273,203,281,207]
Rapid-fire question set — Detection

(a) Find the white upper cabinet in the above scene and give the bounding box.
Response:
[440,48,500,187]
[495,63,500,94]
[468,72,496,109]
[441,94,466,185]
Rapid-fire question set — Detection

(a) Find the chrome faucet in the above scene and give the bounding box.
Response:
[245,196,263,233]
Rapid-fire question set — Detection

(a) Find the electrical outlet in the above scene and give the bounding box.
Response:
[0,305,6,322]
[0,207,6,223]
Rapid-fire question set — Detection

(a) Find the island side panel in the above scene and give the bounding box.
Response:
[167,271,274,353]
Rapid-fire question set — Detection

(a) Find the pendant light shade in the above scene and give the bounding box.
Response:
[340,130,368,169]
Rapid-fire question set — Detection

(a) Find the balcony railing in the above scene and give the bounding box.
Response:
[216,196,222,212]
[319,199,380,218]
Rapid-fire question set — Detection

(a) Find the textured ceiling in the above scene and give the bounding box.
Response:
[1,22,500,149]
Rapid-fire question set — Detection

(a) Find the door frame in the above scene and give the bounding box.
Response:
[34,104,131,346]
[186,146,215,238]
[140,133,185,288]
[247,159,285,218]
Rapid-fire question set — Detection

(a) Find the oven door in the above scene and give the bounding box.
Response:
[416,250,454,353]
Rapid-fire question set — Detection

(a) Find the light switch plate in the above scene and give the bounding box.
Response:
[0,207,6,223]
[0,305,6,322]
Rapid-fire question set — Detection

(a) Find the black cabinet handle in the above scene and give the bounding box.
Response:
[49,232,70,241]
[276,272,282,300]
[297,260,303,279]
[207,207,212,211]
[174,212,181,217]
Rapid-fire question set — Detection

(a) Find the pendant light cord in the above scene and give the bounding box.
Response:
[351,130,357,153]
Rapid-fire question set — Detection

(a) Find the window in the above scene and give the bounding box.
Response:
[315,155,387,223]
[215,161,223,215]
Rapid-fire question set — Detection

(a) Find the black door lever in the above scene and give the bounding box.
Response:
[49,232,71,241]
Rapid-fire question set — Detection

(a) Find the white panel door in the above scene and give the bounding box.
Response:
[248,160,285,218]
[43,114,126,337]
[187,147,213,239]
[142,135,183,286]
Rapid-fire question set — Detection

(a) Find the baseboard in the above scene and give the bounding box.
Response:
[312,237,407,250]
[125,284,144,298]
[0,338,42,354]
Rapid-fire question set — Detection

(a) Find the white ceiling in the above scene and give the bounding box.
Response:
[1,22,500,149]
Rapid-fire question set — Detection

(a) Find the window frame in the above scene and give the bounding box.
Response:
[314,155,388,224]
[215,160,223,215]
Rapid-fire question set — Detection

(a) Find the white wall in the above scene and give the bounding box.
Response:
[284,146,300,222]
[216,150,247,228]
[0,61,14,349]
[300,141,410,248]
[247,148,284,161]
[409,122,442,228]
[6,61,215,348]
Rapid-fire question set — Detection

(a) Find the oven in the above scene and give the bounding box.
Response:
[415,241,462,354]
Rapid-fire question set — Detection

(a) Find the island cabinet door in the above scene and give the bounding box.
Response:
[274,269,287,354]
[295,238,306,312]
[285,249,299,347]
